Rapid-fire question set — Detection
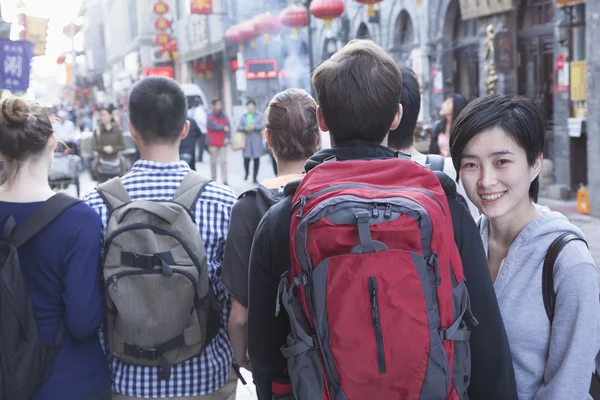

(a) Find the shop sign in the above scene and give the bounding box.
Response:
[186,14,208,46]
[570,60,587,101]
[0,38,34,92]
[18,14,48,57]
[191,0,213,15]
[143,67,174,78]
[245,59,278,80]
[459,0,513,20]
[557,0,585,7]
[556,54,570,92]
[494,31,513,73]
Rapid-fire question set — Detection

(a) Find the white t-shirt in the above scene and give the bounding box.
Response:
[413,154,480,220]
[52,119,78,142]
[189,106,207,134]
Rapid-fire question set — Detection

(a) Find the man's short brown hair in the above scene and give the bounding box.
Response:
[312,39,403,144]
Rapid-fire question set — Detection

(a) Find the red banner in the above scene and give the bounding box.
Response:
[143,67,173,79]
[191,0,213,15]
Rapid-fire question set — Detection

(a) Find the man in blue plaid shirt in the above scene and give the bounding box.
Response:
[84,77,238,399]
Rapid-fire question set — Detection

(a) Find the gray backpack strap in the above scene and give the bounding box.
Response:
[172,171,211,211]
[426,154,445,172]
[97,177,132,212]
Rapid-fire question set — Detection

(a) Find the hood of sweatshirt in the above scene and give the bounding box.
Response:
[478,204,587,297]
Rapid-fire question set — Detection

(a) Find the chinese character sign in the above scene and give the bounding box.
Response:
[0,39,34,92]
[19,15,48,57]
[191,0,213,15]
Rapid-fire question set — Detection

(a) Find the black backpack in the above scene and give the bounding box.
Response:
[0,193,80,399]
[239,184,284,218]
[542,233,600,399]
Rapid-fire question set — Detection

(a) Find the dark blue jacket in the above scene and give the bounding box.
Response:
[0,200,110,400]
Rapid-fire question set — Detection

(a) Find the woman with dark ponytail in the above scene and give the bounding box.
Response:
[0,96,110,399]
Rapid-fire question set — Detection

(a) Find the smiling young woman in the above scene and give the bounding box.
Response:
[450,94,600,400]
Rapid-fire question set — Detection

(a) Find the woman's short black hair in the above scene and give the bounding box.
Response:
[449,95,544,202]
[246,99,256,107]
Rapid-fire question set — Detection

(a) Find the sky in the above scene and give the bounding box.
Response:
[2,0,84,82]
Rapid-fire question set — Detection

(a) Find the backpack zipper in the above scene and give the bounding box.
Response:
[368,276,387,374]
[426,253,442,286]
[292,183,445,219]
[106,269,198,293]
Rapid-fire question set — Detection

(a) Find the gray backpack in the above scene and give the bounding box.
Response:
[97,172,222,380]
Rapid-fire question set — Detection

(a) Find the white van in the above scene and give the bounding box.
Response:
[180,83,208,109]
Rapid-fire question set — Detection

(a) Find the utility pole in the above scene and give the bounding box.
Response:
[70,21,78,88]
[303,0,314,75]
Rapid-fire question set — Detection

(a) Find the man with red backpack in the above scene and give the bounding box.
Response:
[247,40,517,400]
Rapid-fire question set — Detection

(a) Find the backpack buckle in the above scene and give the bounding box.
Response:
[124,343,159,360]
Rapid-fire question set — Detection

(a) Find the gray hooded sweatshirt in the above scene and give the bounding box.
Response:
[479,206,600,400]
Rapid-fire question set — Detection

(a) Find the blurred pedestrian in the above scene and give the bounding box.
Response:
[207,98,231,185]
[237,100,265,184]
[92,105,126,181]
[188,96,208,163]
[429,93,468,156]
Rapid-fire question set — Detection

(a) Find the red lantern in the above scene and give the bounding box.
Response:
[164,40,178,53]
[280,5,308,39]
[310,0,345,29]
[355,0,382,18]
[238,21,258,48]
[205,59,218,79]
[225,26,244,51]
[74,87,83,94]
[83,88,91,97]
[56,54,67,64]
[206,60,218,72]
[153,1,169,15]
[62,23,82,37]
[154,17,171,31]
[253,12,282,44]
[197,61,208,79]
[155,32,172,45]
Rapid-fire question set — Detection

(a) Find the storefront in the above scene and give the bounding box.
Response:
[553,0,587,191]
[517,0,555,158]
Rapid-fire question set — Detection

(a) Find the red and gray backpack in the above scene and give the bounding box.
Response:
[276,157,478,400]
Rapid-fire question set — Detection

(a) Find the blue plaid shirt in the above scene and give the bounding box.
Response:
[83,160,236,397]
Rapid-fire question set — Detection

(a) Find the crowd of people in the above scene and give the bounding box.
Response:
[0,39,598,400]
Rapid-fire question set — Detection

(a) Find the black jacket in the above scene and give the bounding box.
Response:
[248,140,517,400]
[179,118,201,155]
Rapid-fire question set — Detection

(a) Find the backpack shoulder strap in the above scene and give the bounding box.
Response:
[9,193,80,248]
[426,154,446,172]
[542,232,588,323]
[172,171,211,211]
[97,177,132,212]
